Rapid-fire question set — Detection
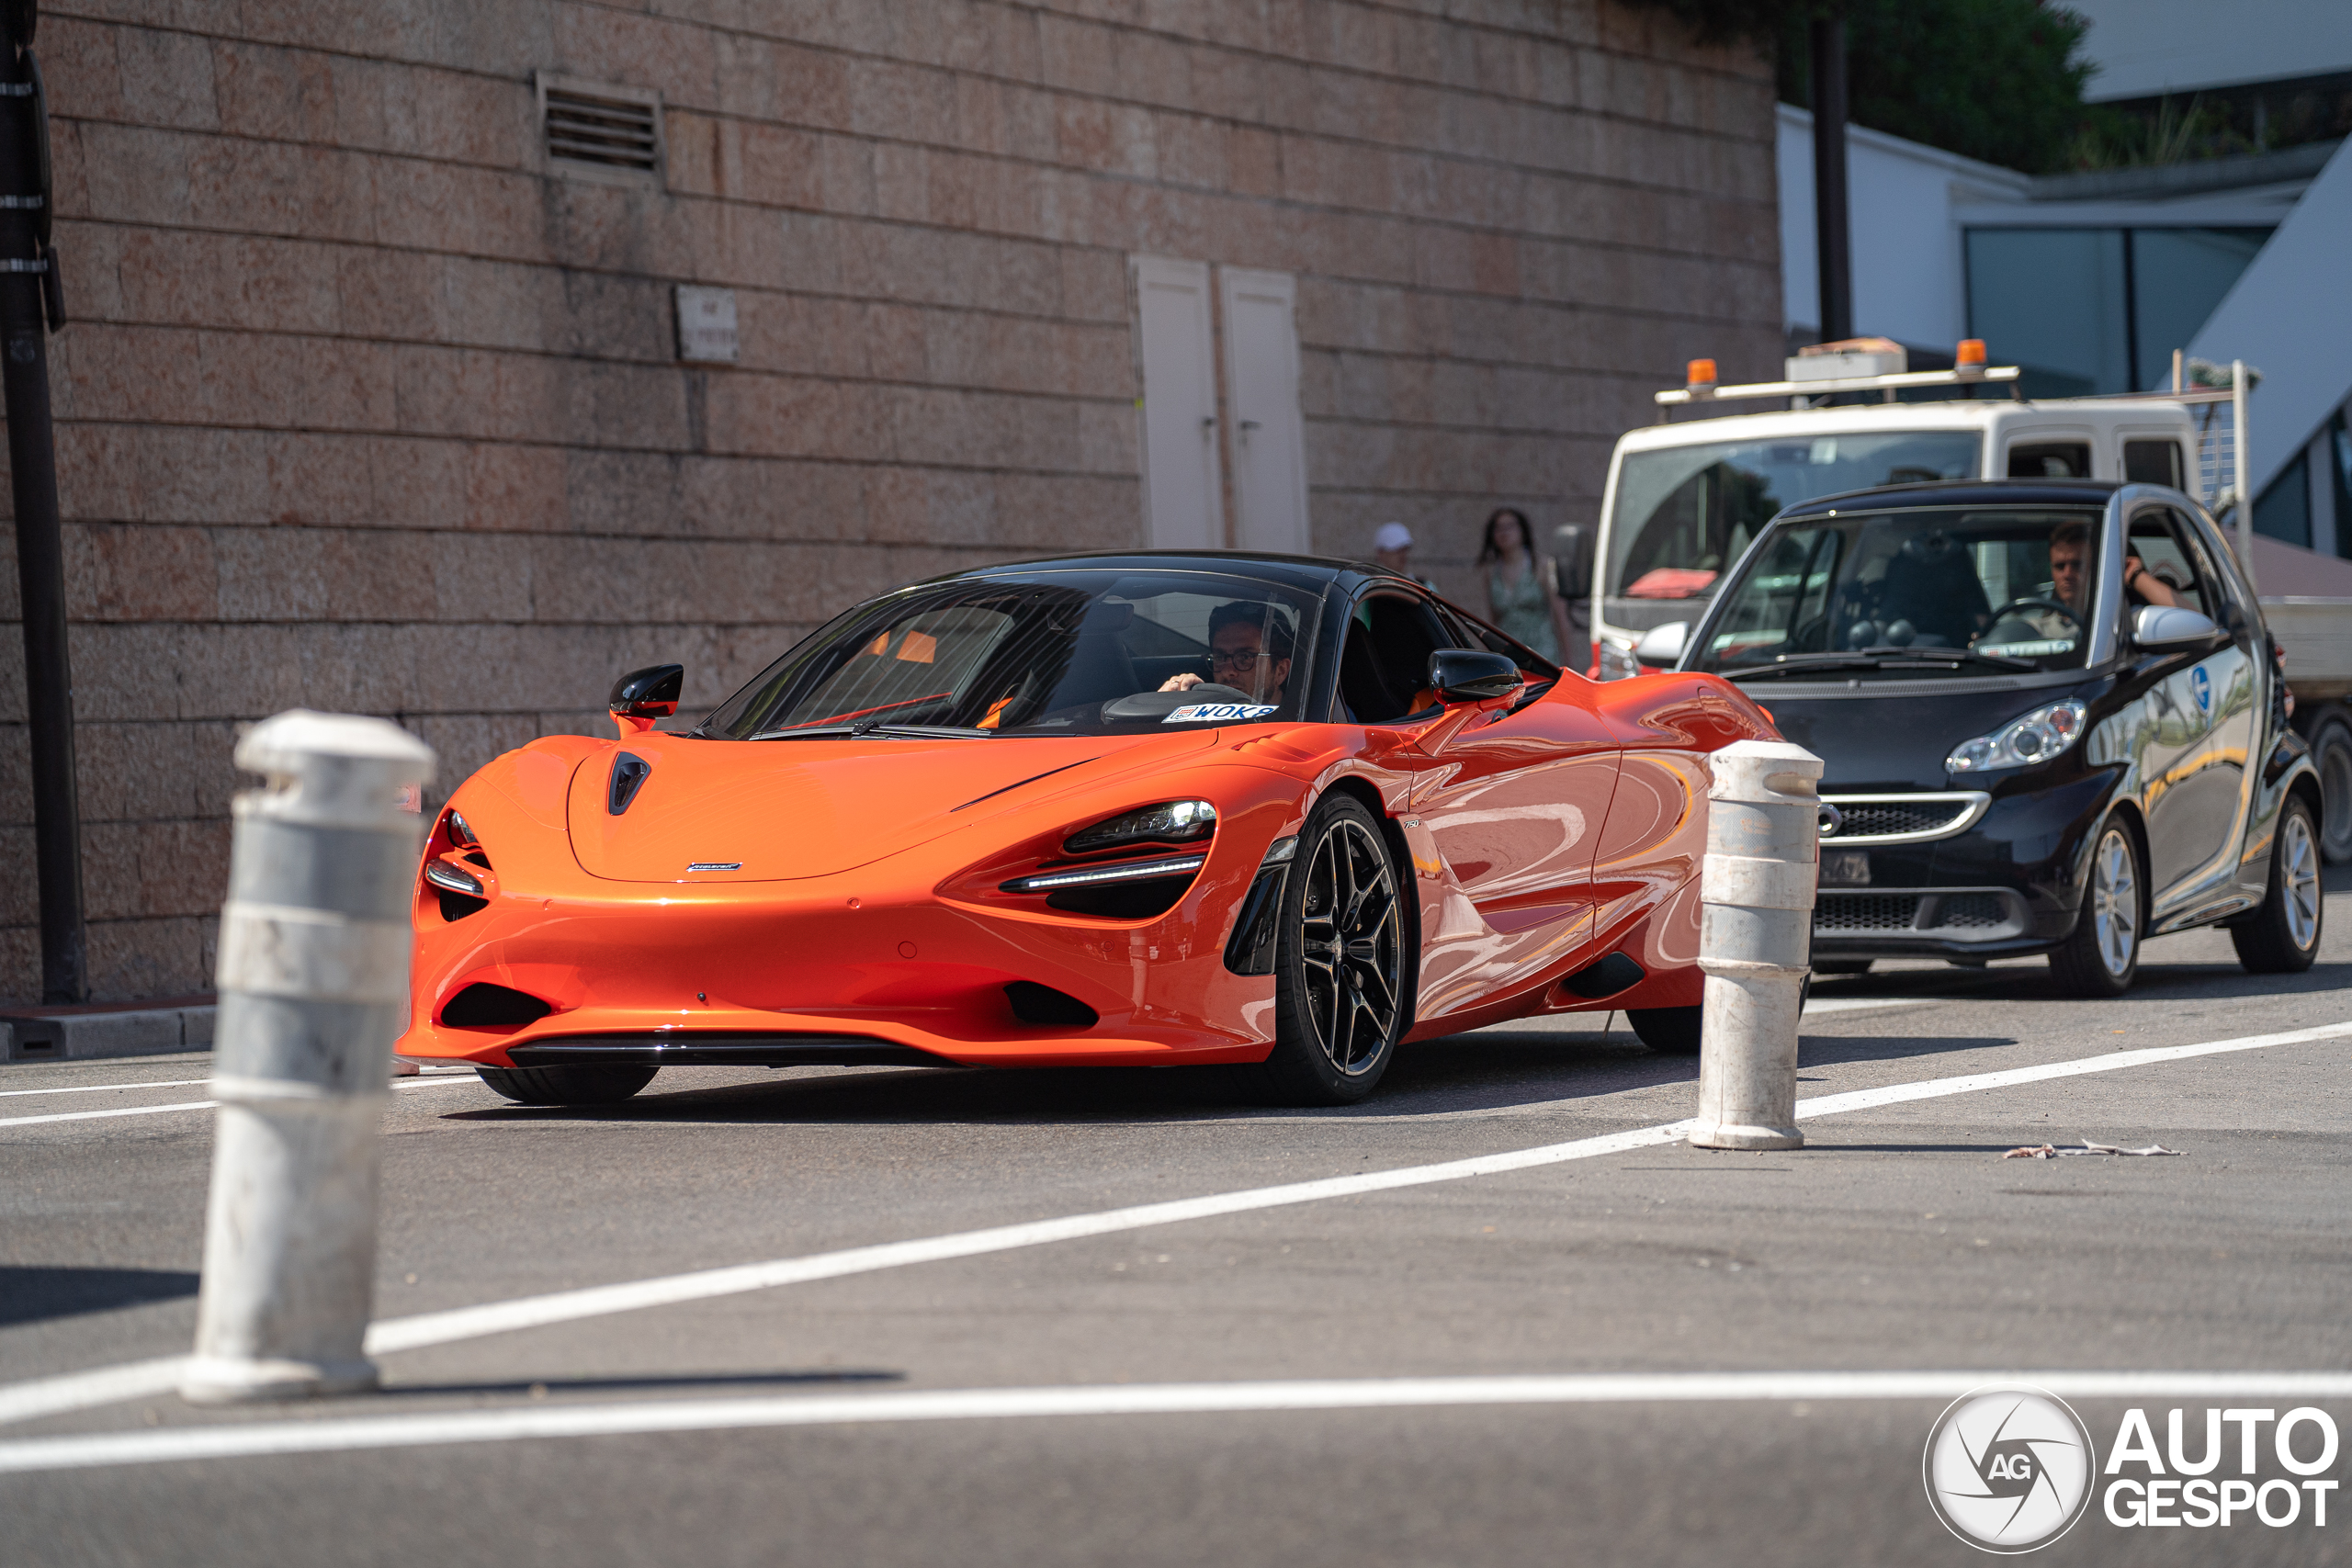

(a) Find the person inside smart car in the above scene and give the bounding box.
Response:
[2021,518,2180,640]
[1158,601,1295,706]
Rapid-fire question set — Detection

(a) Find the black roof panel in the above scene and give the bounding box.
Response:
[1775,479,2122,521]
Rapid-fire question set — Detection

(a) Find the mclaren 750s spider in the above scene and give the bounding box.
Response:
[396,552,1777,1106]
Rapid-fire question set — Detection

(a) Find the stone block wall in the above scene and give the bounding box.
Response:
[0,0,1781,1001]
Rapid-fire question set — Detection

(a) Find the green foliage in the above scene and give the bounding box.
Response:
[1780,1,2095,175]
[1616,0,2098,175]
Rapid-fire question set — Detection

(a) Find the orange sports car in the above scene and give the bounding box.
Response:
[396,553,1776,1106]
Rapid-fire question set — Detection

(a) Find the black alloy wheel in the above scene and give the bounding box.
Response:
[1252,795,1409,1104]
[477,1065,659,1106]
[2233,794,2324,974]
[2049,817,2143,998]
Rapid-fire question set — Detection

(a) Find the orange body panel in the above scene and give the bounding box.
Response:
[397,668,1775,1070]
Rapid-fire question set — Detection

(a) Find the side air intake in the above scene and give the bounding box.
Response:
[440,983,553,1029]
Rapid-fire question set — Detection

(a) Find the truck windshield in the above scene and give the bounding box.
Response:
[1606,432,1981,604]
[1690,507,2105,678]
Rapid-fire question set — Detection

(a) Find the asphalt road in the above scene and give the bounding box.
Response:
[6,879,2351,1567]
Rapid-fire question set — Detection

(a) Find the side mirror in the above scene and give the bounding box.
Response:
[1430,649,1525,706]
[2132,604,2221,652]
[1634,621,1688,669]
[609,663,684,735]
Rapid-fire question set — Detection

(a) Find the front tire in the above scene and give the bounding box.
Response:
[2233,794,2324,974]
[2049,818,2142,998]
[1248,795,1409,1105]
[477,1065,658,1106]
[1630,1006,1702,1055]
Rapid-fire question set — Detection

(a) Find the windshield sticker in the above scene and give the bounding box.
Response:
[1986,637,2075,658]
[1164,703,1278,724]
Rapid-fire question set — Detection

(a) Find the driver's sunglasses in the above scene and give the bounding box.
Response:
[1211,649,1266,670]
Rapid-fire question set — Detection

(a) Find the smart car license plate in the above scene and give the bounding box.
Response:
[1821,849,1871,886]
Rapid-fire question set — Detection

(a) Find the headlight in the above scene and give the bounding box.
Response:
[1947,699,2087,773]
[1598,640,1641,681]
[1064,800,1216,855]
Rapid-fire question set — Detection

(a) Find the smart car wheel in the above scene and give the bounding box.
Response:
[2233,794,2324,975]
[1252,795,1408,1105]
[476,1065,658,1106]
[2049,819,2142,998]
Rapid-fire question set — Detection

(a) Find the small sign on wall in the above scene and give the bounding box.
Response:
[675,285,739,364]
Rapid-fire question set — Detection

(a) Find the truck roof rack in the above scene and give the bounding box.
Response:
[1654,363,2022,410]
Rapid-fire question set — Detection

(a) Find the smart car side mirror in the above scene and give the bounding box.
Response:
[1634,621,1688,669]
[609,663,684,735]
[1430,649,1525,706]
[2132,604,2222,652]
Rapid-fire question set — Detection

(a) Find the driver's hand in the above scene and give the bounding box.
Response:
[1159,672,1204,693]
[2124,554,2145,578]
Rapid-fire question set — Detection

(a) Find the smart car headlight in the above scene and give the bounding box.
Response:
[1947,699,2086,773]
[1064,800,1216,855]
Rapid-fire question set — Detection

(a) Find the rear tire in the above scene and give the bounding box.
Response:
[1811,959,1872,976]
[2049,818,2142,998]
[477,1065,658,1106]
[2312,716,2352,865]
[2233,794,2324,974]
[1246,795,1410,1106]
[1630,1006,1702,1055]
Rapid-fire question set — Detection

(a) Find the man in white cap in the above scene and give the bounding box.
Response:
[1373,522,1435,588]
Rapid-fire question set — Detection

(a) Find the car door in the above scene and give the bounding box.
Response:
[2122,505,2246,901]
[2173,506,2262,897]
[1363,593,1622,1021]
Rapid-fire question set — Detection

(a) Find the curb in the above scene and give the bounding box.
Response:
[2,998,218,1064]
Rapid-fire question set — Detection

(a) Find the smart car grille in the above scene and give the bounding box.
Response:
[1815,895,1921,931]
[1939,893,2007,929]
[1819,793,1989,845]
[1840,803,1962,838]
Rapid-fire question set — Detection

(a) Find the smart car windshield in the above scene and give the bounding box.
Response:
[1689,507,2106,679]
[700,570,1323,738]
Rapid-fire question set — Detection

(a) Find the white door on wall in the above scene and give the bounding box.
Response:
[1131,256,1224,551]
[1219,267,1311,557]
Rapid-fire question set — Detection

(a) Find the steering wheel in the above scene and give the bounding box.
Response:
[1986,595,2079,629]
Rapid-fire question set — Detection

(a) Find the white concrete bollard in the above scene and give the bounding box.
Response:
[181,711,435,1404]
[1690,739,1824,1152]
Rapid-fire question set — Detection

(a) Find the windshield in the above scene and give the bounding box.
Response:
[701,570,1324,739]
[1606,432,1981,604]
[1690,507,2105,678]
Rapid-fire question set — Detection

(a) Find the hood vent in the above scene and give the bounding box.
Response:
[609,752,653,815]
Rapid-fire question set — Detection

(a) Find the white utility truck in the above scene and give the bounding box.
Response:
[1580,341,2352,860]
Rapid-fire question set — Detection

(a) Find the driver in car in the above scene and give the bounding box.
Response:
[2022,520,2178,639]
[1159,602,1295,706]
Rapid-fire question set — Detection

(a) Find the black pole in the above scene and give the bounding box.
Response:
[1,2,85,1004]
[1809,14,1852,344]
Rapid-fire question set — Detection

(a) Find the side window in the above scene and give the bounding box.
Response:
[2008,440,2092,479]
[2123,510,2210,620]
[2123,439,2185,489]
[1338,592,1457,723]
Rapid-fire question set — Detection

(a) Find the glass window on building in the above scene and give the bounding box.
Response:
[1965,227,2273,398]
[2255,448,2312,547]
[2132,230,2270,382]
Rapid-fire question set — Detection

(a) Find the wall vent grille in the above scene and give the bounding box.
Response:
[537,73,662,186]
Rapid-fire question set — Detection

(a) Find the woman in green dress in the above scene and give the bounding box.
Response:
[1479,507,1573,664]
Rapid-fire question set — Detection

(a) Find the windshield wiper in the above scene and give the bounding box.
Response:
[746,721,992,740]
[1723,647,2038,681]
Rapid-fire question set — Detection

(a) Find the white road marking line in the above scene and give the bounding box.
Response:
[368,1018,2352,1359]
[7,1370,2352,1475]
[0,1075,481,1130]
[0,1100,221,1130]
[5,1019,2346,1431]
[0,1077,215,1100]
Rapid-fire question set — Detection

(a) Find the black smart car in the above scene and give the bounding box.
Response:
[1641,479,2324,996]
